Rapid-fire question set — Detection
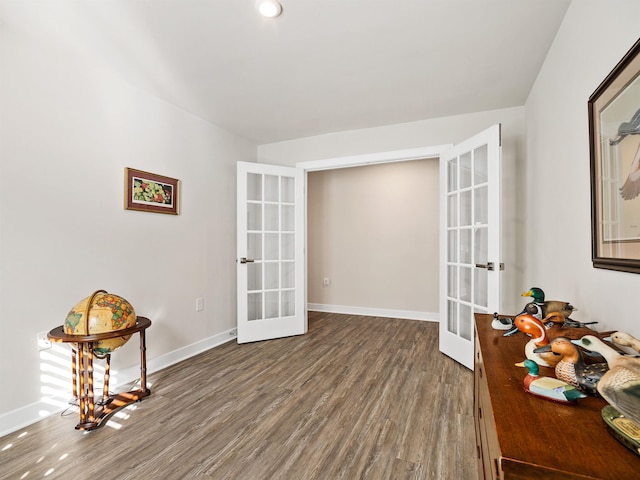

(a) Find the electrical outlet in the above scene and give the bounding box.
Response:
[323,277,330,286]
[195,297,204,312]
[37,331,52,351]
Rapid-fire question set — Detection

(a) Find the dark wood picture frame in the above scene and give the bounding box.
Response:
[589,37,640,273]
[124,167,180,215]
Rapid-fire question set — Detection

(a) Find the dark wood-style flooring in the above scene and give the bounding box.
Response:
[0,312,476,479]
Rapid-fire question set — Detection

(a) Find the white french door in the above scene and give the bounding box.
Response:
[439,124,502,370]
[236,161,307,343]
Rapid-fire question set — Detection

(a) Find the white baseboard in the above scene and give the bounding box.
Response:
[308,303,439,322]
[0,328,237,438]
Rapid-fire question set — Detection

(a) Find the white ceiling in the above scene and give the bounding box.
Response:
[2,0,572,144]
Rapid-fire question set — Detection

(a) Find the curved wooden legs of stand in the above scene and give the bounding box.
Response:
[68,325,151,431]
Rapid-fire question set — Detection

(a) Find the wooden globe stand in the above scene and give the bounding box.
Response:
[48,317,152,430]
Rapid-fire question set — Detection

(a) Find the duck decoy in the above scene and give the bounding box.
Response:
[500,302,543,336]
[513,313,561,367]
[540,311,598,329]
[491,312,513,331]
[522,287,577,324]
[601,404,640,456]
[606,331,640,355]
[516,359,586,405]
[574,335,640,427]
[534,337,608,396]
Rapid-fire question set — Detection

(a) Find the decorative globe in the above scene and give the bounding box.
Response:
[64,290,136,357]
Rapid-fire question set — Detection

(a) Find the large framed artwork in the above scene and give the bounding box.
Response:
[124,168,180,215]
[589,37,640,273]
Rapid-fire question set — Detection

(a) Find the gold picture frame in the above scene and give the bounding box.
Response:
[124,168,180,215]
[589,37,640,273]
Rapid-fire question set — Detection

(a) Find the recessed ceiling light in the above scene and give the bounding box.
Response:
[258,0,282,18]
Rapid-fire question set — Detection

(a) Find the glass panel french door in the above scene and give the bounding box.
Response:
[439,125,501,369]
[237,162,306,343]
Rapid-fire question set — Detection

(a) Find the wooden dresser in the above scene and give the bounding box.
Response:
[474,313,639,480]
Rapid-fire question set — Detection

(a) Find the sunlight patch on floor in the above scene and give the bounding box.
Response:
[37,342,135,418]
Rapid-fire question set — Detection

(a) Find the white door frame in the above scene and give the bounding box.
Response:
[248,140,498,355]
[239,144,452,340]
[296,145,451,172]
[293,144,451,319]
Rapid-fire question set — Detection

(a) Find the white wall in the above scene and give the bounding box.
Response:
[307,160,439,319]
[9,0,638,437]
[0,15,255,433]
[259,107,526,315]
[524,0,640,336]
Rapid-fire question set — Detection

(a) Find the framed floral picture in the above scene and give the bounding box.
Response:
[589,37,640,273]
[124,168,180,215]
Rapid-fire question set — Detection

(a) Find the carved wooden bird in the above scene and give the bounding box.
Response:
[514,313,561,368]
[516,359,586,405]
[575,335,640,427]
[534,337,608,396]
[607,331,640,355]
[522,287,576,321]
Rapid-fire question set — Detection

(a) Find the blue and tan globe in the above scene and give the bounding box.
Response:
[64,290,136,357]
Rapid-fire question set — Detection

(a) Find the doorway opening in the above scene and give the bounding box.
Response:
[306,159,440,321]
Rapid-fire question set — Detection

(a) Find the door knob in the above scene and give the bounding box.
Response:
[239,257,255,264]
[475,262,495,271]
[475,262,504,271]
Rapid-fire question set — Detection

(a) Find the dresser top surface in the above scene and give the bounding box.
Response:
[475,313,639,479]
